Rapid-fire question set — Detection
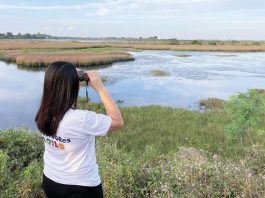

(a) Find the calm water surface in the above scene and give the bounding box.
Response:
[1,50,265,129]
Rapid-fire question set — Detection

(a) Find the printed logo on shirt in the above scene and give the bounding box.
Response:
[42,134,71,150]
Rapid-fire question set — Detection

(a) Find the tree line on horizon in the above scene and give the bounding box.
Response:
[0,32,263,45]
[0,32,53,39]
[0,32,162,40]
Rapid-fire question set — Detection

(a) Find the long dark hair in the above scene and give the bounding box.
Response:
[35,61,79,136]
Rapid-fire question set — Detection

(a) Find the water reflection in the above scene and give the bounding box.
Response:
[1,50,265,129]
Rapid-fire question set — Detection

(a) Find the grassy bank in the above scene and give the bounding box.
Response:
[0,90,264,198]
[15,52,134,67]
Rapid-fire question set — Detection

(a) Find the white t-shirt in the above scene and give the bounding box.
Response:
[42,108,112,187]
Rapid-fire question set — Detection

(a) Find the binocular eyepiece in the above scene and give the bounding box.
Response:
[77,70,90,82]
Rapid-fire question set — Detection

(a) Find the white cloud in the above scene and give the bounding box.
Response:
[0,0,217,11]
[0,2,102,10]
[67,25,75,31]
[40,26,50,32]
[130,0,217,5]
[96,8,110,16]
[58,27,64,32]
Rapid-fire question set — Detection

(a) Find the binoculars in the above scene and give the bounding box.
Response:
[77,70,90,82]
[77,70,89,102]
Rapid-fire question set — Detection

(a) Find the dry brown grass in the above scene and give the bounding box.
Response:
[14,52,134,67]
[128,44,265,52]
[0,40,105,50]
[1,40,265,52]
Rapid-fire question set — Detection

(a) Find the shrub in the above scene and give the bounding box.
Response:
[0,129,43,172]
[138,147,265,198]
[16,160,45,198]
[225,89,265,140]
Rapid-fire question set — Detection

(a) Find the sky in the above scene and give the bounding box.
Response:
[0,0,265,40]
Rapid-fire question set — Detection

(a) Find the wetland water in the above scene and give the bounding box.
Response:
[1,50,265,129]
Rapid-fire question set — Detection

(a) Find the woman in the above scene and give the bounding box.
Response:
[35,61,124,198]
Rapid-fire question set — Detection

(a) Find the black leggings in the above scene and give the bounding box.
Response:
[42,174,104,198]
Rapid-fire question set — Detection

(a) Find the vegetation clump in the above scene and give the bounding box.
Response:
[150,69,169,77]
[15,52,134,68]
[214,54,238,57]
[199,98,225,110]
[175,54,192,58]
[0,51,134,68]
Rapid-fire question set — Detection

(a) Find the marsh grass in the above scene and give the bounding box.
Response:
[150,69,169,77]
[77,98,265,160]
[112,43,265,52]
[175,54,192,58]
[0,46,135,67]
[1,52,133,67]
[214,54,238,57]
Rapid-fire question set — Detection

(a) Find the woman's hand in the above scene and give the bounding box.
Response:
[85,71,105,93]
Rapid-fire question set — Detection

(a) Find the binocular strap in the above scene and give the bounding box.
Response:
[85,81,89,103]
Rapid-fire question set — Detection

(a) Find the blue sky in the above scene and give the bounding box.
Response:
[0,0,265,40]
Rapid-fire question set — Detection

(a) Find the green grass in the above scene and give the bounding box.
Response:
[77,98,264,160]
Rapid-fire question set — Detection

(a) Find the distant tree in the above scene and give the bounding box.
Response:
[24,33,31,39]
[146,36,159,41]
[6,32,13,38]
[252,42,261,46]
[168,38,180,45]
[191,40,202,45]
[208,41,217,45]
